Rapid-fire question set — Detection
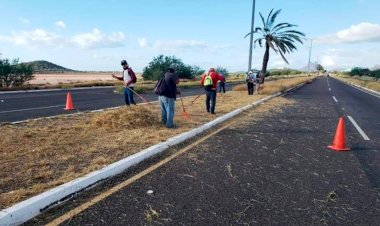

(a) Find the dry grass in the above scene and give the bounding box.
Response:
[0,77,307,209]
[232,77,314,94]
[333,74,380,92]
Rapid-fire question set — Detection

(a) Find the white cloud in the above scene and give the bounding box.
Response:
[318,48,380,70]
[18,17,29,24]
[71,29,125,49]
[153,40,208,51]
[316,22,380,44]
[54,21,66,29]
[0,29,62,48]
[138,38,149,48]
[0,28,125,49]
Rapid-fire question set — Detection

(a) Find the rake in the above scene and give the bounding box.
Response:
[178,92,190,119]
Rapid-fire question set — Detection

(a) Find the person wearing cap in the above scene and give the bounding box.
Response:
[159,68,179,128]
[112,60,137,106]
[200,68,224,114]
[246,71,255,95]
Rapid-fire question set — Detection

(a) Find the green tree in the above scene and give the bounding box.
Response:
[350,67,370,76]
[216,66,229,77]
[0,58,34,88]
[245,9,305,83]
[317,64,325,71]
[142,55,203,80]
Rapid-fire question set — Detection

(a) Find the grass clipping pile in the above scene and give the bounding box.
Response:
[91,106,160,129]
[0,76,311,209]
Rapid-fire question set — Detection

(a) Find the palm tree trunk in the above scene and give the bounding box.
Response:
[261,42,270,83]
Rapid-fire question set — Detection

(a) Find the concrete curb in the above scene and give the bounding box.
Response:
[0,82,305,226]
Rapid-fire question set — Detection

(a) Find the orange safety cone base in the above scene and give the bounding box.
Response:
[327,145,350,151]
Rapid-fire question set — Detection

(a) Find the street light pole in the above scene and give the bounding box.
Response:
[248,0,256,72]
[307,39,313,74]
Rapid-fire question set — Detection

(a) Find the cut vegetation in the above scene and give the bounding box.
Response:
[0,76,313,209]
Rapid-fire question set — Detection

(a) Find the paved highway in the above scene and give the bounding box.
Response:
[0,84,236,123]
[26,77,380,225]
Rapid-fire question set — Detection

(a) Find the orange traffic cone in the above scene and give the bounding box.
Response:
[64,92,75,110]
[327,117,350,151]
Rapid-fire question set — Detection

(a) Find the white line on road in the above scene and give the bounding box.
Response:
[348,115,370,141]
[0,105,65,114]
[329,88,331,91]
[332,96,338,102]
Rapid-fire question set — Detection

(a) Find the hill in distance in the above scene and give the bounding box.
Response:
[23,60,77,73]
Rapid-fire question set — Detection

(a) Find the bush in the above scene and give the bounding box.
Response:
[142,55,204,81]
[268,68,302,76]
[0,58,34,88]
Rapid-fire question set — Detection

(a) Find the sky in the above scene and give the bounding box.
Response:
[0,0,379,72]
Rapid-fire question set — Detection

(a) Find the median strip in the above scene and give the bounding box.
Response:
[0,77,312,225]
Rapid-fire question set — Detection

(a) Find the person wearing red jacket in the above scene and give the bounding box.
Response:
[200,68,224,114]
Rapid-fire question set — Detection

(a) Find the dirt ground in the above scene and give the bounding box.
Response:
[29,73,143,85]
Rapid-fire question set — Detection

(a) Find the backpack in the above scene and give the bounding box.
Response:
[127,68,137,84]
[154,76,168,96]
[203,73,213,91]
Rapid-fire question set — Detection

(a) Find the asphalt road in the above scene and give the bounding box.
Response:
[0,84,235,123]
[25,77,380,225]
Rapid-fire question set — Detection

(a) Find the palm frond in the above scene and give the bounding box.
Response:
[266,9,274,28]
[268,9,282,28]
[272,23,296,33]
[259,12,266,27]
[278,30,305,37]
[278,50,289,64]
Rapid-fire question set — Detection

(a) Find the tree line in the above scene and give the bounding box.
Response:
[347,67,380,79]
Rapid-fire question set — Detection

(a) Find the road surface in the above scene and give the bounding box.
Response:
[0,84,236,123]
[23,77,380,225]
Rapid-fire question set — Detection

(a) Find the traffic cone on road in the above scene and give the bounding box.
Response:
[327,117,350,151]
[64,92,75,110]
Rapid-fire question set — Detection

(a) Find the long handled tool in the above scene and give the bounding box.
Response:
[112,74,150,104]
[189,91,206,106]
[178,92,190,119]
[125,86,150,104]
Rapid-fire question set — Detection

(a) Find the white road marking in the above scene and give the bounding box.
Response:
[0,105,65,114]
[329,88,331,91]
[332,96,338,102]
[348,116,370,141]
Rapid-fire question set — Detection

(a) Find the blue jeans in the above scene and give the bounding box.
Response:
[206,90,217,113]
[124,87,136,105]
[219,82,225,93]
[159,95,175,128]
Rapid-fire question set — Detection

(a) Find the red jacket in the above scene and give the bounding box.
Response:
[200,72,223,90]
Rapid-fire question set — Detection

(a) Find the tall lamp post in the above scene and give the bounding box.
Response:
[248,0,256,72]
[307,38,313,74]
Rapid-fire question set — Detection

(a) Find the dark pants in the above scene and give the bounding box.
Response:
[247,83,254,95]
[206,90,217,114]
[219,82,225,93]
[124,87,136,105]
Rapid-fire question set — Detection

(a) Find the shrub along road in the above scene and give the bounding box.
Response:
[0,84,237,123]
[27,77,380,225]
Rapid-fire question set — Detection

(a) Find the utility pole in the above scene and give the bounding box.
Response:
[248,0,256,72]
[307,39,313,74]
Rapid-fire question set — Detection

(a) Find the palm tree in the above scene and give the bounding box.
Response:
[245,9,305,82]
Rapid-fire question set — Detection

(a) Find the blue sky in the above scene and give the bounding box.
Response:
[0,0,379,72]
